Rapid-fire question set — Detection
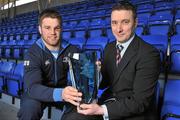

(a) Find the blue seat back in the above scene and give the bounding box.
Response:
[170,35,180,73]
[106,28,115,42]
[13,63,24,79]
[89,29,102,38]
[0,61,16,74]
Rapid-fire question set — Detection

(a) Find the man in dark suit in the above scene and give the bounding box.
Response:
[77,2,161,120]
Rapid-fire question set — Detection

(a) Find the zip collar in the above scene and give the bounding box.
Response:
[36,38,70,56]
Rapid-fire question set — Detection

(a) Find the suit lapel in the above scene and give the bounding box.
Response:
[113,36,139,86]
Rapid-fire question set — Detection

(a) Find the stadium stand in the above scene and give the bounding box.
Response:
[0,0,179,119]
[161,34,180,120]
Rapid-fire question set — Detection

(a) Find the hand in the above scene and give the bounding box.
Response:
[77,103,104,115]
[62,86,82,106]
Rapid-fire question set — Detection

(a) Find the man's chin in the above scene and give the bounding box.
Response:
[116,38,124,42]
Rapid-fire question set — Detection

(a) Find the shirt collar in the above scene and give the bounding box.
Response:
[116,34,135,49]
[115,34,135,57]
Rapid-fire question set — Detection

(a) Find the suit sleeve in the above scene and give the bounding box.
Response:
[106,47,161,119]
[24,49,55,102]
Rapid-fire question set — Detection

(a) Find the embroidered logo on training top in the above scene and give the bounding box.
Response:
[45,59,50,66]
[24,60,30,66]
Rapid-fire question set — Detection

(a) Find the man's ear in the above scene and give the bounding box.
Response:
[38,25,42,34]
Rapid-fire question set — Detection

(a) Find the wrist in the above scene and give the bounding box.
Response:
[101,105,109,119]
[98,105,105,115]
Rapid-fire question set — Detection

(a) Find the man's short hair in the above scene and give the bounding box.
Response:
[38,9,62,26]
[112,1,137,20]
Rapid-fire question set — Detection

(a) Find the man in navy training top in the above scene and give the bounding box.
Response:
[17,9,83,120]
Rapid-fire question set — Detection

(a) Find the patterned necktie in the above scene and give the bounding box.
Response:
[116,44,123,66]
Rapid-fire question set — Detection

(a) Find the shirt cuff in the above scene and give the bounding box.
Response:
[101,105,109,120]
[53,88,63,102]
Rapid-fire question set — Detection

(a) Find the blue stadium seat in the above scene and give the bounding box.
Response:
[9,34,15,41]
[161,80,180,120]
[137,3,153,16]
[62,31,72,40]
[23,33,30,41]
[137,11,151,19]
[13,34,24,59]
[68,37,86,49]
[170,35,180,73]
[62,21,68,29]
[0,61,16,94]
[148,14,173,35]
[83,36,108,59]
[6,63,24,97]
[75,19,90,30]
[136,17,147,35]
[63,20,78,30]
[137,3,153,12]
[93,10,106,18]
[0,46,4,58]
[136,25,144,36]
[2,34,8,41]
[23,32,38,58]
[1,27,6,34]
[2,35,16,59]
[26,24,38,33]
[0,61,5,92]
[74,30,86,39]
[89,18,105,29]
[130,0,152,5]
[4,40,16,59]
[88,29,103,38]
[106,28,115,42]
[13,46,23,60]
[104,17,111,28]
[0,39,9,58]
[15,33,22,41]
[153,2,173,16]
[175,13,180,35]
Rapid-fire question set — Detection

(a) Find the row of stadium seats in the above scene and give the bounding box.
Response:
[1,0,180,36]
[0,13,180,37]
[160,35,180,119]
[0,32,39,60]
[0,19,178,42]
[0,61,24,99]
[0,34,178,62]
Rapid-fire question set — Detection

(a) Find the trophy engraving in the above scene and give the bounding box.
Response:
[63,51,100,103]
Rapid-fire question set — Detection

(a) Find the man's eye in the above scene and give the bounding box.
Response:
[45,27,50,29]
[56,27,61,30]
[123,20,129,24]
[112,21,117,25]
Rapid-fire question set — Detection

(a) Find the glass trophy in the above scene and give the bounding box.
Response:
[63,51,100,104]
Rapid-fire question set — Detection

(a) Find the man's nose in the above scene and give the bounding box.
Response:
[50,28,55,34]
[116,23,123,33]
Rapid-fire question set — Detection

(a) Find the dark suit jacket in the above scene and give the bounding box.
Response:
[99,35,161,120]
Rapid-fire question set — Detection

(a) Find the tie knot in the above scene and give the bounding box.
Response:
[117,44,124,51]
